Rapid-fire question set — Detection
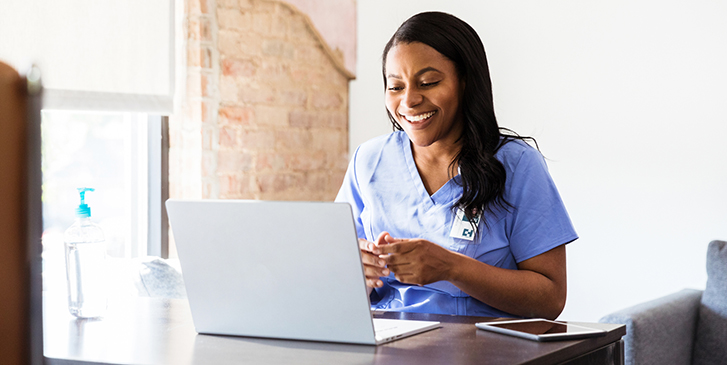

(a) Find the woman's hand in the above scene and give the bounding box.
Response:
[376,235,457,286]
[358,232,391,290]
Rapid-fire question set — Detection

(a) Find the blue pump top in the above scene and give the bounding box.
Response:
[75,187,94,218]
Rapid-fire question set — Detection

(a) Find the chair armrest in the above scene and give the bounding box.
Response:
[599,288,703,365]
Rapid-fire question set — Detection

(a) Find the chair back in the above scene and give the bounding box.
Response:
[0,61,44,365]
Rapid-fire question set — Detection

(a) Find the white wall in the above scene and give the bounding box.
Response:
[350,0,727,322]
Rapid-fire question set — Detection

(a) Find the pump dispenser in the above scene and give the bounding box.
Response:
[64,187,107,318]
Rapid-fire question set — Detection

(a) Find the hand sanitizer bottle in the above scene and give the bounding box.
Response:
[64,187,107,318]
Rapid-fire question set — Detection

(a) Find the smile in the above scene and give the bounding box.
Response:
[402,111,436,123]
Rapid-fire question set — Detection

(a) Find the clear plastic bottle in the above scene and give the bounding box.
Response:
[64,187,107,318]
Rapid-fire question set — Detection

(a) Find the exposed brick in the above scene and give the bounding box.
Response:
[270,14,287,38]
[275,2,294,16]
[288,110,313,128]
[238,0,253,10]
[240,129,275,149]
[201,46,213,69]
[289,111,347,129]
[217,150,254,172]
[219,106,254,126]
[279,91,307,107]
[262,40,294,59]
[288,15,313,41]
[256,173,303,193]
[254,0,277,16]
[327,151,350,170]
[295,44,325,65]
[201,100,217,124]
[186,71,202,98]
[258,61,290,84]
[305,172,330,193]
[328,173,346,198]
[238,34,263,56]
[187,45,202,67]
[201,151,216,176]
[201,126,216,150]
[219,75,240,103]
[218,126,238,147]
[252,13,272,35]
[311,129,345,152]
[201,72,215,98]
[172,0,351,204]
[219,175,249,197]
[218,30,243,58]
[188,18,201,41]
[328,111,347,129]
[290,65,317,84]
[217,0,238,9]
[188,0,208,15]
[222,58,257,78]
[217,8,251,31]
[285,151,326,171]
[257,152,286,171]
[255,106,288,127]
[311,92,342,110]
[239,86,275,105]
[275,129,312,150]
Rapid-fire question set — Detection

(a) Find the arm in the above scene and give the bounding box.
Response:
[378,234,567,319]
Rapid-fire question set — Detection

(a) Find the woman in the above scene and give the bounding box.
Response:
[336,11,577,319]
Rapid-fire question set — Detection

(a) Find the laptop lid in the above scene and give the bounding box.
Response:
[166,199,381,345]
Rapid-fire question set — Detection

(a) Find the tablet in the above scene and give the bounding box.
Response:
[475,319,606,342]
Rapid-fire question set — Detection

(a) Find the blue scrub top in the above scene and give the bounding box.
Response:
[335,131,578,317]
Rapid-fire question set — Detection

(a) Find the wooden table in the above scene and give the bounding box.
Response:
[43,295,625,364]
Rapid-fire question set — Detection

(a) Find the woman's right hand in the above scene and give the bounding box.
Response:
[358,231,391,290]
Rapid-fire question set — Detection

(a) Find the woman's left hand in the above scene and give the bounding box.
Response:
[376,234,457,285]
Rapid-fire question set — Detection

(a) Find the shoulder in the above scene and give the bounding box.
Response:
[352,131,405,164]
[495,138,544,173]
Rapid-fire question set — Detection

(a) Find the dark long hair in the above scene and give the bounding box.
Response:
[382,11,537,226]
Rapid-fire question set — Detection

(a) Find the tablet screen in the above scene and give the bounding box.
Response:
[488,320,572,335]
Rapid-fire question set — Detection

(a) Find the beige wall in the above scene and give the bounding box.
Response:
[171,0,354,203]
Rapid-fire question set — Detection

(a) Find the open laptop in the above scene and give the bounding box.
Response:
[166,199,440,345]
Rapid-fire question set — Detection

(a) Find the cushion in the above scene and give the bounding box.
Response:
[692,240,727,365]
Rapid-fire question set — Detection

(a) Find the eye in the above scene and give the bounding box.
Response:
[387,86,403,91]
[421,81,440,87]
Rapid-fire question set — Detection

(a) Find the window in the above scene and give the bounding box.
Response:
[40,110,167,293]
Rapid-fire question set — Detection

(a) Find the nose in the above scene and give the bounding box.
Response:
[402,88,423,108]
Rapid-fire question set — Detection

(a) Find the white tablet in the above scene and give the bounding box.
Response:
[475,319,606,342]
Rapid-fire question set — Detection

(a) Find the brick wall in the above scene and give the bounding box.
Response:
[171,0,353,203]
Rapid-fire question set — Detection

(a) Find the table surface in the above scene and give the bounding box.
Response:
[43,295,625,365]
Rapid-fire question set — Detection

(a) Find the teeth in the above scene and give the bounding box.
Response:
[404,111,435,122]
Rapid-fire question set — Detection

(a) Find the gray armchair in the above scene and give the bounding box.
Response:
[599,240,727,365]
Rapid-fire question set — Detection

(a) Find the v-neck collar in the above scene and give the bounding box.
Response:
[400,132,461,207]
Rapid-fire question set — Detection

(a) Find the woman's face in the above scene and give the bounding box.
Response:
[385,41,464,149]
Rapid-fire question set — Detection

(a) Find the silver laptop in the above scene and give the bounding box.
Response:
[166,199,440,345]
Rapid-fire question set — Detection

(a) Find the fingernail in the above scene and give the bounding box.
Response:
[383,269,390,276]
[376,280,383,287]
[378,259,385,266]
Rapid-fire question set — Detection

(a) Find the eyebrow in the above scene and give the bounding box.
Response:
[386,66,442,80]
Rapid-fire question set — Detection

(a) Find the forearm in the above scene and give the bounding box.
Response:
[446,250,566,319]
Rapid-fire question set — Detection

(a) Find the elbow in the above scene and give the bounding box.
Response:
[543,298,565,320]
[543,288,567,320]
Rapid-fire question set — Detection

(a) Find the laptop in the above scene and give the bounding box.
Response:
[165,199,440,345]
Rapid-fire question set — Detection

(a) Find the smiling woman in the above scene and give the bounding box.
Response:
[384,42,465,194]
[336,12,577,319]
